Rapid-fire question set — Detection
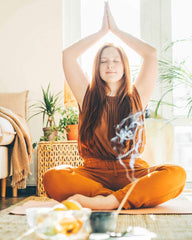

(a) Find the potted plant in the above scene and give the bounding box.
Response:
[142,38,192,166]
[58,106,79,140]
[29,83,62,141]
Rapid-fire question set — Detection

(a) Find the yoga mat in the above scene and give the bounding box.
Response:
[118,198,192,214]
[9,196,192,215]
[9,199,59,215]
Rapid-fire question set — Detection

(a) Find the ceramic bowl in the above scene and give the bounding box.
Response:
[90,212,117,233]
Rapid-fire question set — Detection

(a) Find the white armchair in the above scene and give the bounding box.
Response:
[0,117,15,197]
[0,91,32,197]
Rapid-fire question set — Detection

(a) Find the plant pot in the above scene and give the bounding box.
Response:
[66,124,78,140]
[43,127,58,141]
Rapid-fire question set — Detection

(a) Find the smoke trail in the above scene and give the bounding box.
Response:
[111,111,145,182]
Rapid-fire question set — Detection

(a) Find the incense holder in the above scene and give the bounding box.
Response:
[90,212,117,233]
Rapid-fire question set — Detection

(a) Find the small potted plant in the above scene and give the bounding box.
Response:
[58,106,79,140]
[29,83,62,141]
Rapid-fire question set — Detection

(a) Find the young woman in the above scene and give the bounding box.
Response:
[43,3,186,210]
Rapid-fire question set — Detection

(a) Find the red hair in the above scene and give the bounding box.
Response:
[80,43,132,144]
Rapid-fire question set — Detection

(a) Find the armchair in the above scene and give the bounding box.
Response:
[0,91,32,197]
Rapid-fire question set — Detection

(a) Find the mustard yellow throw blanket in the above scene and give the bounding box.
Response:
[0,107,33,189]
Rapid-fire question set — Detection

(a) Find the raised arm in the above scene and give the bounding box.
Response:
[62,3,109,110]
[106,3,158,109]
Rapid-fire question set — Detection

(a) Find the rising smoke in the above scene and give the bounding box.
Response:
[111,111,145,182]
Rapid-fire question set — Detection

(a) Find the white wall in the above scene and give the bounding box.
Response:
[0,0,64,185]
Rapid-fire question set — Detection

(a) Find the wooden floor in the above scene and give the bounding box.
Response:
[0,186,36,210]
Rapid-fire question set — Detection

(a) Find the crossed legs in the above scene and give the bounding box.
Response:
[43,163,186,210]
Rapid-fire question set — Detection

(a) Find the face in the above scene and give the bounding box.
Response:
[99,47,124,84]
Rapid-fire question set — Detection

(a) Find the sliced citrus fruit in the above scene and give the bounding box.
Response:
[53,203,68,211]
[61,200,82,210]
[55,218,83,235]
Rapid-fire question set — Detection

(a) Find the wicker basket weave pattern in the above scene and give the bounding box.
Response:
[37,141,84,196]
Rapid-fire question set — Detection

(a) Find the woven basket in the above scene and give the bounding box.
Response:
[37,141,84,196]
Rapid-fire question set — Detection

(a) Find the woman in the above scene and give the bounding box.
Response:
[43,3,186,210]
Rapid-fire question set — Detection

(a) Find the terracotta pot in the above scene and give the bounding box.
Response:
[66,124,78,140]
[43,127,58,141]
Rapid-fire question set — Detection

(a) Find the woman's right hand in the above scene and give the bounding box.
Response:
[100,2,109,34]
[106,2,119,33]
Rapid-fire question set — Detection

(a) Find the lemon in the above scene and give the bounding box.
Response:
[53,203,68,211]
[61,200,82,210]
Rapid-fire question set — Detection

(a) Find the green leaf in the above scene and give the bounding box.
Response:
[29,82,62,127]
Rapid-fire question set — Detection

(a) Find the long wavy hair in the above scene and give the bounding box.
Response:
[79,43,132,144]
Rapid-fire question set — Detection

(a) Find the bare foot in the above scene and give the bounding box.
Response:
[67,194,120,210]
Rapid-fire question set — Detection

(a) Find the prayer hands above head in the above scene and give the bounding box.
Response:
[101,2,110,34]
[106,2,118,33]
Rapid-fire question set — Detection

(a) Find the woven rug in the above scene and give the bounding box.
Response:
[0,196,192,240]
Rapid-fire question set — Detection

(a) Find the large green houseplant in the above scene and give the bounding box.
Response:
[158,59,192,118]
[142,38,192,166]
[156,37,192,119]
[30,83,62,141]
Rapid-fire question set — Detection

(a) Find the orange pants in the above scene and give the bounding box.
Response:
[43,158,186,209]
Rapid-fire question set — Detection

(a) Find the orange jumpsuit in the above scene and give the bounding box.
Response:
[43,86,186,209]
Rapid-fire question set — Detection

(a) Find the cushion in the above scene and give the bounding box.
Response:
[0,91,29,119]
[0,146,9,178]
[0,116,16,145]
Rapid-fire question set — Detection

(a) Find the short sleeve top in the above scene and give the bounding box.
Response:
[78,85,146,161]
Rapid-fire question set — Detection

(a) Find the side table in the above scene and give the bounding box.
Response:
[37,141,84,196]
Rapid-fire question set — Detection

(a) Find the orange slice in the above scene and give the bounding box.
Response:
[55,218,83,235]
[61,200,82,210]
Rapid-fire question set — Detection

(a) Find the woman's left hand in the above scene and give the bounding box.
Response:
[101,2,110,34]
[106,2,119,33]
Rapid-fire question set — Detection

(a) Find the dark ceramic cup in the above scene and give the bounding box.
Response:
[90,212,117,233]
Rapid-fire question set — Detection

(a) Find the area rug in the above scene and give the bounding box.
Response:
[1,196,192,240]
[7,195,192,215]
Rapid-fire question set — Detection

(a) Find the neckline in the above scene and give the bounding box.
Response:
[106,94,118,97]
[106,95,119,101]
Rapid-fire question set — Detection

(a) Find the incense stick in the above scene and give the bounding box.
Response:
[115,180,138,216]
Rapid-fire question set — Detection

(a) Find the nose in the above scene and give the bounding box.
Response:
[107,61,114,69]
